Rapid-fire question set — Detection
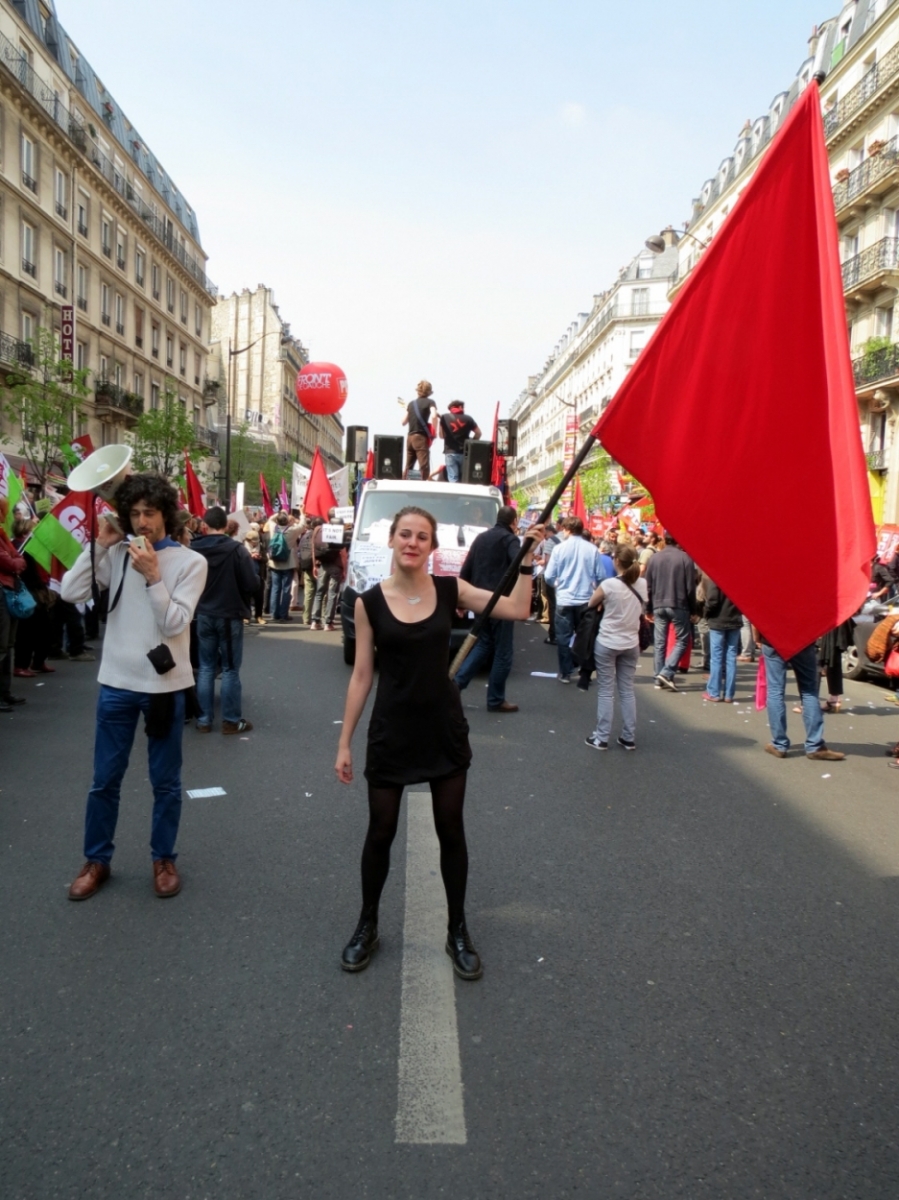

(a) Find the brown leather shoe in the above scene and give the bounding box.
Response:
[764,743,787,759]
[68,861,111,901]
[153,858,181,897]
[807,746,846,761]
[488,701,519,713]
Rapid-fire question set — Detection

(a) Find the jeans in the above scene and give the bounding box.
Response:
[762,642,824,754]
[593,641,640,743]
[197,615,244,726]
[84,685,185,864]
[653,606,691,680]
[445,452,464,483]
[707,628,741,700]
[555,603,588,678]
[0,590,18,700]
[455,618,515,708]
[311,562,342,625]
[740,616,756,660]
[270,568,293,619]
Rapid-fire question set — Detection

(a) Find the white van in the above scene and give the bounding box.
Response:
[340,479,503,663]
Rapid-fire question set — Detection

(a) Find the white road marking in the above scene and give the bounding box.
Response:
[395,791,467,1146]
[185,787,226,799]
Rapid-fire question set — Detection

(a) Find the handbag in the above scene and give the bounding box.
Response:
[623,581,653,651]
[755,654,768,711]
[3,577,36,620]
[885,646,899,678]
[572,605,602,667]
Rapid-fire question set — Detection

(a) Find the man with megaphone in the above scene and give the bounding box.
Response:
[60,472,207,901]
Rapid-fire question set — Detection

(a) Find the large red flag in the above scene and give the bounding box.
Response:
[259,473,274,517]
[184,454,205,518]
[303,447,338,519]
[592,81,874,660]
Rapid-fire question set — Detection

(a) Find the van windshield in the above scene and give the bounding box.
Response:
[356,491,500,547]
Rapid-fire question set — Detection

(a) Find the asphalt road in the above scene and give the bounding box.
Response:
[3,619,899,1199]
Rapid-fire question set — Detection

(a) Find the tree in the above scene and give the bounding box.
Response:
[130,377,205,477]
[226,421,290,505]
[0,325,91,492]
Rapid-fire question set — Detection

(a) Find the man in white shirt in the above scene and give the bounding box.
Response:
[62,475,207,901]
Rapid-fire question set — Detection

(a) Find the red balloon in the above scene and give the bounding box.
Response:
[295,362,348,415]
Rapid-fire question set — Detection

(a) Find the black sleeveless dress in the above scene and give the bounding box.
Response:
[361,576,472,786]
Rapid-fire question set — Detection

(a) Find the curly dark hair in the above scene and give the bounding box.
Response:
[114,473,180,536]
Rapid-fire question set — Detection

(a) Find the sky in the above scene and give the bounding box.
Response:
[59,0,827,442]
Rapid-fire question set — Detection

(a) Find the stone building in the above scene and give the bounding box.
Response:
[209,285,343,473]
[0,0,219,472]
[507,244,677,504]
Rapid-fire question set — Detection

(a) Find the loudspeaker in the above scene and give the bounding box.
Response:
[496,419,518,458]
[345,425,369,462]
[462,439,494,485]
[374,435,404,479]
[66,444,132,499]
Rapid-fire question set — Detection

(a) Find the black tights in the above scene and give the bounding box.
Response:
[360,773,469,921]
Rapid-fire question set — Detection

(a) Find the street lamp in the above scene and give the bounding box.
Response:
[222,329,289,508]
[644,227,710,254]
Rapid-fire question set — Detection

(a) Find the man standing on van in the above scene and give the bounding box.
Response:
[439,400,481,483]
[402,380,438,480]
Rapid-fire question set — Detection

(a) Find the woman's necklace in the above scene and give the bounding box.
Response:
[405,594,422,605]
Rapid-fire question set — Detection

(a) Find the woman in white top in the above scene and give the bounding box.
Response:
[584,544,648,751]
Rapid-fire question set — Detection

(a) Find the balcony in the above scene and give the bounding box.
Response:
[136,273,144,288]
[55,202,67,220]
[115,322,125,336]
[0,331,34,367]
[195,425,219,453]
[825,41,899,144]
[76,296,87,312]
[854,342,899,388]
[867,449,887,472]
[22,172,36,193]
[116,255,126,271]
[22,258,35,278]
[841,237,899,296]
[94,381,143,422]
[54,281,67,298]
[101,244,111,259]
[135,335,143,349]
[834,138,899,214]
[151,346,159,358]
[101,313,111,327]
[77,221,88,237]
[202,379,221,406]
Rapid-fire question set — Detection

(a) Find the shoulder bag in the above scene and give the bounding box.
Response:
[3,577,36,620]
[623,580,653,651]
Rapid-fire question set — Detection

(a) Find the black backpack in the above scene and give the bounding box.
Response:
[298,529,315,571]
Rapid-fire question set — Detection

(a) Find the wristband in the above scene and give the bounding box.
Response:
[519,565,534,575]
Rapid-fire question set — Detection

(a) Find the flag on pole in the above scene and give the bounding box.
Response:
[184,454,205,517]
[571,476,587,523]
[490,402,505,489]
[0,454,23,534]
[592,81,874,661]
[303,447,338,519]
[259,473,274,517]
[279,478,290,513]
[364,449,375,481]
[24,490,110,588]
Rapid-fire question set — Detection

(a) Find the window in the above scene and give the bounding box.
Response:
[134,305,144,348]
[101,282,110,325]
[151,262,160,300]
[77,194,88,237]
[876,306,894,340]
[114,361,123,389]
[21,220,35,276]
[21,133,36,192]
[150,381,160,409]
[135,248,144,287]
[631,288,649,316]
[195,303,202,337]
[115,293,124,336]
[133,372,144,397]
[180,289,187,323]
[151,322,160,358]
[636,257,653,280]
[166,335,173,367]
[77,263,88,310]
[629,330,646,358]
[885,208,899,240]
[166,277,174,313]
[54,168,67,219]
[21,310,34,344]
[76,340,86,371]
[54,246,66,297]
[116,229,126,271]
[194,351,201,386]
[99,353,108,381]
[101,216,111,257]
[179,343,187,376]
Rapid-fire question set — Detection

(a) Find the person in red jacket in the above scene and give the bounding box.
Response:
[0,496,27,712]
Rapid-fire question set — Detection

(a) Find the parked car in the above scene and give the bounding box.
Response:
[339,478,503,665]
[842,601,899,681]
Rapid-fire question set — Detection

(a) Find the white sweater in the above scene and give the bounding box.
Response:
[61,541,207,693]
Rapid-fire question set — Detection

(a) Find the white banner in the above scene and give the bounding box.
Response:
[321,523,345,544]
[328,465,349,505]
[291,461,310,510]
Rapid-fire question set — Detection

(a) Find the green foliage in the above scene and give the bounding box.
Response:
[578,449,613,512]
[0,326,91,491]
[512,486,530,511]
[226,422,290,505]
[130,377,205,478]
[862,336,893,356]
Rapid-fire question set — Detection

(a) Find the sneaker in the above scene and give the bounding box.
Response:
[69,652,96,663]
[222,718,253,734]
[617,736,636,751]
[585,734,608,750]
[557,673,571,684]
[655,673,678,691]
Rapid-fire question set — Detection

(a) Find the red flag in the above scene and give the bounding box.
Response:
[571,477,587,523]
[592,82,874,660]
[279,478,290,513]
[259,473,274,517]
[364,449,375,481]
[184,454,205,518]
[490,401,505,488]
[303,447,338,519]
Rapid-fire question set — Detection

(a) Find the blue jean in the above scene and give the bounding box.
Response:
[762,642,824,754]
[445,452,464,483]
[593,641,640,743]
[197,615,244,726]
[84,685,185,864]
[707,628,741,700]
[270,568,293,619]
[455,618,515,708]
[555,604,588,678]
[653,606,691,679]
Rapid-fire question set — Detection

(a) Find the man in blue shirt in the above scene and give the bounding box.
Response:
[544,518,611,686]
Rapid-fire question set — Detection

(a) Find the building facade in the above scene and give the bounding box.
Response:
[0,0,219,474]
[507,244,677,504]
[209,285,344,473]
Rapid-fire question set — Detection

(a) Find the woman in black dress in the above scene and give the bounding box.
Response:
[335,505,543,979]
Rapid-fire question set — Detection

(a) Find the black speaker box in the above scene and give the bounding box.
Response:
[374,435,404,479]
[345,425,369,463]
[496,418,518,458]
[462,439,494,485]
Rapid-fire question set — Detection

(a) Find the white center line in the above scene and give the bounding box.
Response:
[395,790,467,1145]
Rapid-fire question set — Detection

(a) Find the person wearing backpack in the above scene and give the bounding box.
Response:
[310,508,345,631]
[584,543,647,751]
[297,517,318,626]
[267,512,302,622]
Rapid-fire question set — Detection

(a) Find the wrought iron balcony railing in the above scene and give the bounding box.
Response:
[54,281,66,297]
[841,237,899,290]
[76,296,87,311]
[55,202,67,219]
[22,171,36,193]
[77,221,88,237]
[853,342,899,386]
[21,258,35,277]
[195,425,219,452]
[825,40,899,141]
[867,449,887,472]
[115,322,125,335]
[0,331,34,367]
[101,244,111,258]
[95,381,143,419]
[833,137,899,209]
[101,312,111,326]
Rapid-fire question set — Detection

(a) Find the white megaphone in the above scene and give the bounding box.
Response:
[66,444,133,500]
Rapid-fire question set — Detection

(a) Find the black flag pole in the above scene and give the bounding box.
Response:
[449,432,599,679]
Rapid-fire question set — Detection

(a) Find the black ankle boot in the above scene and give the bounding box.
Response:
[445,916,483,980]
[341,909,379,972]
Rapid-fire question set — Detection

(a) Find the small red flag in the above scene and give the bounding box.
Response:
[184,455,205,518]
[571,477,587,523]
[490,401,505,489]
[303,447,338,519]
[592,82,874,659]
[259,473,274,518]
[364,449,375,481]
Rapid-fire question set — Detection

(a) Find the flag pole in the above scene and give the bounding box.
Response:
[448,432,597,679]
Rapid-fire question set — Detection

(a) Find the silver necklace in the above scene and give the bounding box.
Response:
[405,594,422,605]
